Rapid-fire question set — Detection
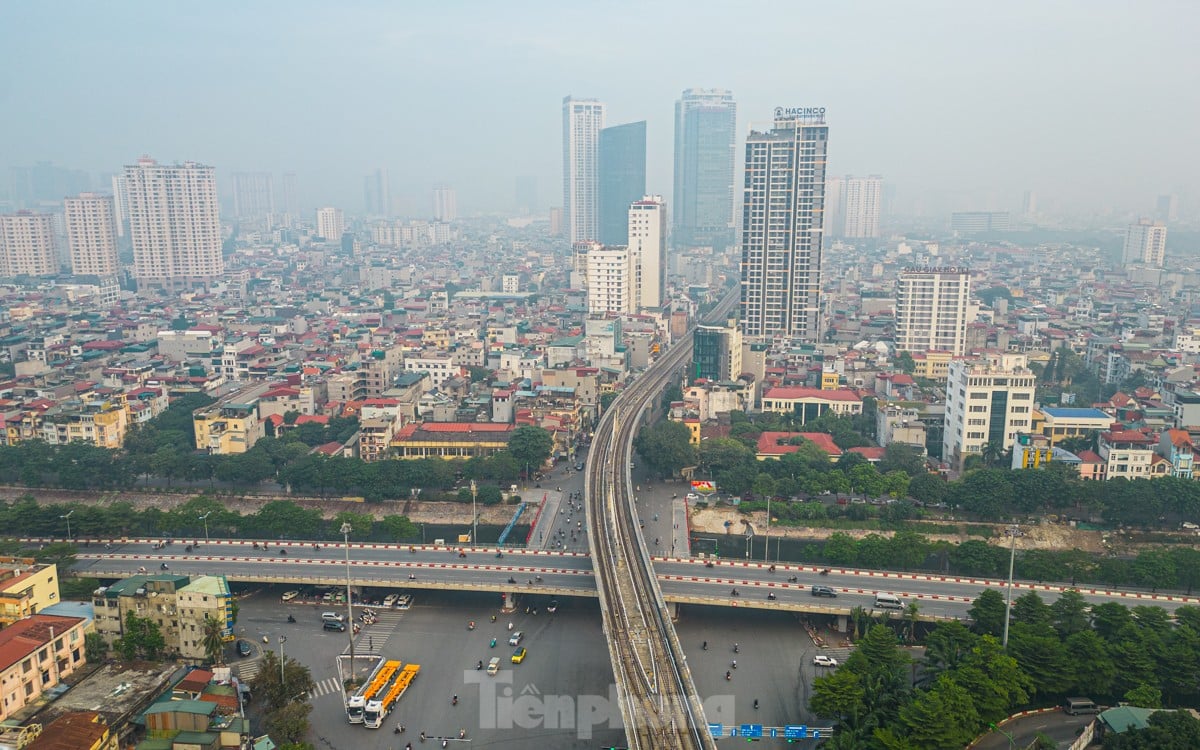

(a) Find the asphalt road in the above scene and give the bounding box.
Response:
[972,709,1094,749]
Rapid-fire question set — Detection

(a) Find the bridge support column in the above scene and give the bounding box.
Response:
[502,591,517,612]
[834,615,848,634]
[668,601,679,621]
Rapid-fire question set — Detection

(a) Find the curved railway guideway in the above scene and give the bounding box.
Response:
[585,289,738,750]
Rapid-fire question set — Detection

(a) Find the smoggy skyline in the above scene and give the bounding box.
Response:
[2,1,1196,219]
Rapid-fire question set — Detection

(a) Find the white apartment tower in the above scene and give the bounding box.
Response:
[232,172,275,222]
[739,111,829,341]
[842,175,882,238]
[109,173,129,236]
[578,241,634,316]
[64,193,119,277]
[629,196,666,310]
[895,267,972,356]
[562,97,606,244]
[1122,219,1167,267]
[943,352,1036,471]
[0,211,58,277]
[315,207,345,241]
[124,157,223,288]
[433,186,458,222]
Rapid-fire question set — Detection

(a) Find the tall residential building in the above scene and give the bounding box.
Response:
[739,110,829,341]
[562,97,606,243]
[673,88,737,250]
[823,176,845,237]
[842,175,882,238]
[597,121,646,246]
[64,193,119,277]
[942,352,1036,471]
[1021,190,1038,217]
[433,185,458,222]
[895,267,972,356]
[1156,194,1178,223]
[0,211,58,277]
[1123,218,1167,267]
[549,207,564,236]
[693,320,743,382]
[629,195,666,310]
[951,211,1010,233]
[109,173,129,237]
[281,172,297,215]
[124,157,223,289]
[578,241,633,316]
[315,206,345,241]
[231,172,274,221]
[364,168,390,215]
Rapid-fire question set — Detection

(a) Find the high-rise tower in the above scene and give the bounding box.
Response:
[232,172,275,222]
[738,109,829,341]
[0,211,58,277]
[842,175,882,238]
[597,121,646,245]
[64,193,119,277]
[562,97,606,244]
[124,157,223,289]
[895,267,972,356]
[629,196,666,310]
[1122,219,1167,267]
[673,89,737,249]
[433,186,458,222]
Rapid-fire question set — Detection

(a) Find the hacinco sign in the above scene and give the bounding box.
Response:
[774,106,825,118]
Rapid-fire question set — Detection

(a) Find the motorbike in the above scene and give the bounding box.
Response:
[754,699,759,710]
[702,641,708,650]
[819,568,830,576]
[490,615,497,623]
[185,545,193,552]
[506,577,516,584]
[730,589,739,597]
[496,551,504,558]
[287,614,296,623]
[279,549,287,555]
[476,660,483,670]
[160,562,169,570]
[733,643,739,653]
[452,695,458,706]
[468,621,476,630]
[490,638,497,648]
[705,561,714,568]
[459,551,467,558]
[767,593,777,601]
[725,671,731,681]
[394,724,405,734]
[788,576,798,583]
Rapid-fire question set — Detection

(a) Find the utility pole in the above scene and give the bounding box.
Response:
[470,479,478,545]
[1002,524,1018,648]
[198,511,212,545]
[341,522,355,671]
[60,510,74,542]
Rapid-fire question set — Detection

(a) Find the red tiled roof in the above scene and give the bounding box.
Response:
[295,415,329,425]
[756,431,842,457]
[849,446,887,460]
[763,387,861,403]
[1075,450,1104,463]
[0,615,84,673]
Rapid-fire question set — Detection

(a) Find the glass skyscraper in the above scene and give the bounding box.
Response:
[673,89,737,250]
[739,111,829,341]
[597,121,646,246]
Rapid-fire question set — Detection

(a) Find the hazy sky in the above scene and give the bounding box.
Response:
[3,1,1197,218]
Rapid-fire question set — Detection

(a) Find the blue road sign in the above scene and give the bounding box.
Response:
[784,725,807,739]
[811,729,821,738]
[708,724,723,737]
[739,724,764,738]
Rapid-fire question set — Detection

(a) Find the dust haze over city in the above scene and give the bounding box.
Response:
[8,2,1200,750]
[3,1,1196,218]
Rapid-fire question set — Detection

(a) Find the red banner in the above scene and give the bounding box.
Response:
[691,480,716,493]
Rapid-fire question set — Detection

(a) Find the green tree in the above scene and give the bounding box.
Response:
[908,472,948,506]
[824,532,859,566]
[953,635,1032,725]
[1063,630,1117,696]
[949,539,1005,576]
[84,631,107,663]
[894,675,980,750]
[265,701,314,745]
[660,382,683,411]
[810,668,865,719]
[878,443,924,476]
[968,589,1007,637]
[115,610,166,661]
[1102,708,1200,749]
[1050,589,1091,638]
[378,515,418,541]
[599,392,617,412]
[1011,591,1052,629]
[253,649,317,714]
[1008,624,1072,696]
[1132,548,1177,592]
[33,542,77,570]
[633,420,697,478]
[895,352,916,374]
[1123,684,1163,709]
[202,615,225,665]
[922,620,977,683]
[507,425,554,476]
[331,511,374,540]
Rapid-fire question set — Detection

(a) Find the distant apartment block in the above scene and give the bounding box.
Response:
[64,193,120,277]
[93,574,232,662]
[692,321,743,382]
[433,185,458,222]
[1030,407,1114,444]
[124,157,223,289]
[628,196,665,310]
[0,560,60,626]
[1098,428,1169,480]
[895,267,972,356]
[390,422,514,460]
[563,97,606,243]
[1122,218,1167,267]
[875,403,928,453]
[316,206,345,241]
[842,175,882,238]
[0,211,58,277]
[950,211,1010,233]
[673,88,737,250]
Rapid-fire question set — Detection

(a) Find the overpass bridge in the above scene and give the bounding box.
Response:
[65,539,1200,623]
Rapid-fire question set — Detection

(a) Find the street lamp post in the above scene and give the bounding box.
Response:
[1002,524,1018,648]
[763,495,771,562]
[278,636,287,687]
[341,522,355,669]
[198,512,212,545]
[60,510,74,542]
[470,479,478,545]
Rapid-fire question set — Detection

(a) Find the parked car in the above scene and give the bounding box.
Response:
[509,631,524,646]
[236,640,252,657]
[280,590,299,602]
[813,654,838,667]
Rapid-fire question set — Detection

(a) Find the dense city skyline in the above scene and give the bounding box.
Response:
[2,1,1196,219]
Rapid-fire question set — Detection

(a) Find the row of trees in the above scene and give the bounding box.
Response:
[813,592,1200,749]
[0,388,557,503]
[2,494,420,543]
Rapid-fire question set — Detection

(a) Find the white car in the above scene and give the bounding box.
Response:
[382,594,398,608]
[280,590,299,602]
[396,594,413,610]
[509,631,524,646]
[813,655,838,668]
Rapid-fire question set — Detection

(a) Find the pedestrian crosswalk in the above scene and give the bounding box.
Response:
[308,676,343,701]
[235,658,262,682]
[343,609,407,655]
